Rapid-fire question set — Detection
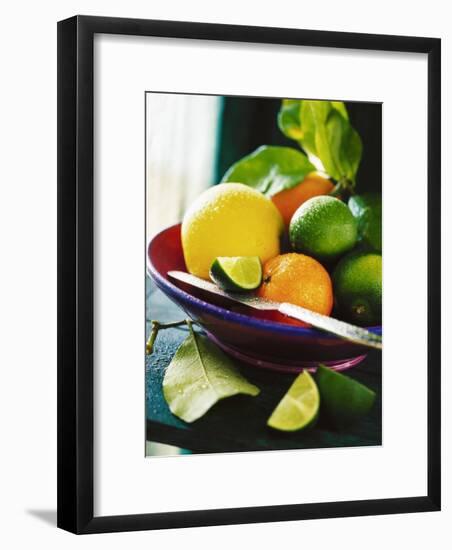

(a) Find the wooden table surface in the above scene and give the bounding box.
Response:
[146,277,382,454]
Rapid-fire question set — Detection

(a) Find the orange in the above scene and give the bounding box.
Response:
[272,173,334,227]
[258,253,333,326]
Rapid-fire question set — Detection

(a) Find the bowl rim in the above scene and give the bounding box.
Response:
[147,224,382,339]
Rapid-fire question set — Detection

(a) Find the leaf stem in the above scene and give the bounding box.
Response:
[145,319,189,355]
[146,322,160,355]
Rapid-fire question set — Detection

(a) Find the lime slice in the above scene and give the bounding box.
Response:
[315,365,376,427]
[267,371,320,431]
[209,256,262,292]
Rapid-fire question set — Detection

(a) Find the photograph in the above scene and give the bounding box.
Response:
[145,92,383,456]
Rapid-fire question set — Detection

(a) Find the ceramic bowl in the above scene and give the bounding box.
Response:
[147,224,381,373]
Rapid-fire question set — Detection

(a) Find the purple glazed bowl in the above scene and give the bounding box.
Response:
[147,224,382,373]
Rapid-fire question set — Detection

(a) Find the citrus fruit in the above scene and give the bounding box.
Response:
[272,172,334,227]
[182,183,283,279]
[348,193,382,252]
[267,370,320,431]
[315,365,376,428]
[289,196,358,263]
[333,251,382,326]
[210,256,262,292]
[258,253,333,322]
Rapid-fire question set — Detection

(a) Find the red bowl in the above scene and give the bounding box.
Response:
[147,224,381,373]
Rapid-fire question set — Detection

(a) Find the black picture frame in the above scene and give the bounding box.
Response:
[57,15,441,534]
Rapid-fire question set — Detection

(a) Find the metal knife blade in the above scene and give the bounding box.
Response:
[168,270,382,351]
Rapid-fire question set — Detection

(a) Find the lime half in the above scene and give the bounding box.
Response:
[315,365,376,427]
[267,371,320,431]
[209,256,262,292]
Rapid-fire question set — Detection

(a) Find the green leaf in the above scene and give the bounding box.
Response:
[221,145,315,197]
[277,100,303,140]
[325,109,362,183]
[278,99,362,183]
[348,193,382,252]
[308,100,343,179]
[299,100,320,158]
[331,101,349,120]
[162,329,260,423]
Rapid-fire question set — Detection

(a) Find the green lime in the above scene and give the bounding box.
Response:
[209,256,262,292]
[333,251,382,326]
[348,193,382,252]
[315,365,376,428]
[289,196,358,263]
[267,370,319,431]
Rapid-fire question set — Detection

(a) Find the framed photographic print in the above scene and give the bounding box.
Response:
[57,15,441,533]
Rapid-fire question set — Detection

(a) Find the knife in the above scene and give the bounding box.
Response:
[168,270,382,351]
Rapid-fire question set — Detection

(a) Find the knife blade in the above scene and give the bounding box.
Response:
[168,270,382,351]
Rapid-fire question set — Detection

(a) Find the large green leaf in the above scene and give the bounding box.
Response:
[278,99,362,183]
[163,330,260,423]
[221,145,315,197]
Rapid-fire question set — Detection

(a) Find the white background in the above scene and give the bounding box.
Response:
[0,0,450,547]
[95,34,428,516]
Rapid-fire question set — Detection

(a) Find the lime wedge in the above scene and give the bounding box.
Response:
[267,371,320,431]
[315,365,376,427]
[209,256,262,292]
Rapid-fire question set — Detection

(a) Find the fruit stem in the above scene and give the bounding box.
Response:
[146,319,189,354]
[352,304,366,316]
[329,177,356,200]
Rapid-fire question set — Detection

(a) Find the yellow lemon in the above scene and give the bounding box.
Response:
[182,183,283,279]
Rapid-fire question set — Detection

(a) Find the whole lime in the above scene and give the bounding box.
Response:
[333,251,382,326]
[182,183,283,279]
[289,196,358,262]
